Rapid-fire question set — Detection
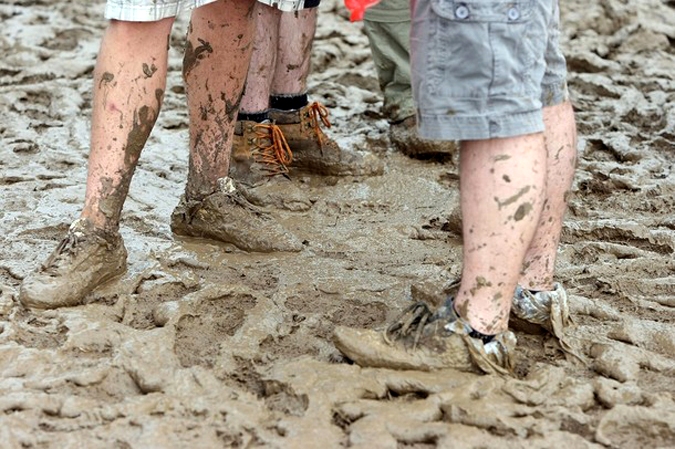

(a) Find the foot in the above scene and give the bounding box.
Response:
[512,282,580,358]
[269,102,383,176]
[170,177,303,253]
[19,218,127,309]
[333,297,516,375]
[390,116,458,159]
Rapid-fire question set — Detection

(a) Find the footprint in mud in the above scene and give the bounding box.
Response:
[8,310,68,350]
[596,403,675,448]
[174,292,257,368]
[257,293,388,364]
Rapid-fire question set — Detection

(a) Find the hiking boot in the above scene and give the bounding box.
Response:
[269,102,383,176]
[230,120,293,187]
[19,218,127,309]
[333,297,516,375]
[170,177,303,253]
[511,282,579,357]
[390,116,458,160]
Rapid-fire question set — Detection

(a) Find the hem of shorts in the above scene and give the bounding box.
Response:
[364,8,410,22]
[104,1,216,21]
[417,110,545,141]
[541,81,570,107]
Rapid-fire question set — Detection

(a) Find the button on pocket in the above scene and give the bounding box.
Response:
[455,4,470,19]
[431,0,532,23]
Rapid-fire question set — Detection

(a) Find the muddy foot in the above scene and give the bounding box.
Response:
[19,218,127,309]
[171,177,303,253]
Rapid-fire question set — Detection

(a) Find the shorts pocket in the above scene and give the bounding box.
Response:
[419,0,542,102]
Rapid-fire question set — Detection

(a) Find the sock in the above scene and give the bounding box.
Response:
[467,328,495,344]
[270,93,308,111]
[237,110,269,123]
[451,300,495,344]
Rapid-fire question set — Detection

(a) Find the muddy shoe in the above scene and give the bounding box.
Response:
[333,298,516,375]
[390,116,458,160]
[511,282,581,359]
[230,120,293,187]
[171,177,303,253]
[19,219,127,309]
[269,102,383,177]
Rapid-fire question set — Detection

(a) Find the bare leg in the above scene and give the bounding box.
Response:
[239,3,282,113]
[82,19,174,233]
[519,101,577,290]
[271,8,317,95]
[454,133,547,335]
[184,0,257,201]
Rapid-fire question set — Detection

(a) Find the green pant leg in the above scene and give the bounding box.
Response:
[363,0,414,123]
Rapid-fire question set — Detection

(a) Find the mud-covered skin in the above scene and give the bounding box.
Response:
[19,219,127,309]
[85,48,166,234]
[183,1,256,202]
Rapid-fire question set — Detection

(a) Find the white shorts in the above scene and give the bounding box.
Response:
[104,0,219,21]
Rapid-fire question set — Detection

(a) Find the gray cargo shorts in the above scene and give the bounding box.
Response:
[411,0,569,141]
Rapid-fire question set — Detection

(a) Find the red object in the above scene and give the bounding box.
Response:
[344,0,381,21]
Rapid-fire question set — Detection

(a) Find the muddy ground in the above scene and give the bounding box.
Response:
[1,0,675,447]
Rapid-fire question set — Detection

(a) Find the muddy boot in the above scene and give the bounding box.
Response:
[269,102,383,177]
[333,297,516,375]
[19,219,128,309]
[390,116,458,160]
[230,120,293,187]
[170,177,303,253]
[229,120,312,211]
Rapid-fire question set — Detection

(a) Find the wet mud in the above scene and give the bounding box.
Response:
[1,0,674,447]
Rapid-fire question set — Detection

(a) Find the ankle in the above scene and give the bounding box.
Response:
[449,300,496,343]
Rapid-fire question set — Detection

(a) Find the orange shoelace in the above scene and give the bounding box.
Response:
[253,122,293,176]
[306,102,332,148]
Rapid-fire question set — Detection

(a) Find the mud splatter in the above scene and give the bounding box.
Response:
[182,37,214,80]
[142,62,158,79]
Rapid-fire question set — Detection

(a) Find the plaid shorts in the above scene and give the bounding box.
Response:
[105,0,319,20]
[104,0,220,21]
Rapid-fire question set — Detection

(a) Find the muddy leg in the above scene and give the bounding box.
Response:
[270,8,317,96]
[184,0,257,201]
[519,101,577,290]
[239,4,282,114]
[454,134,547,335]
[82,19,174,233]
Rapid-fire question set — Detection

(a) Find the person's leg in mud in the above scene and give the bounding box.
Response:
[333,0,576,375]
[170,0,304,252]
[82,19,174,233]
[19,9,186,310]
[230,5,383,184]
[362,0,455,159]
